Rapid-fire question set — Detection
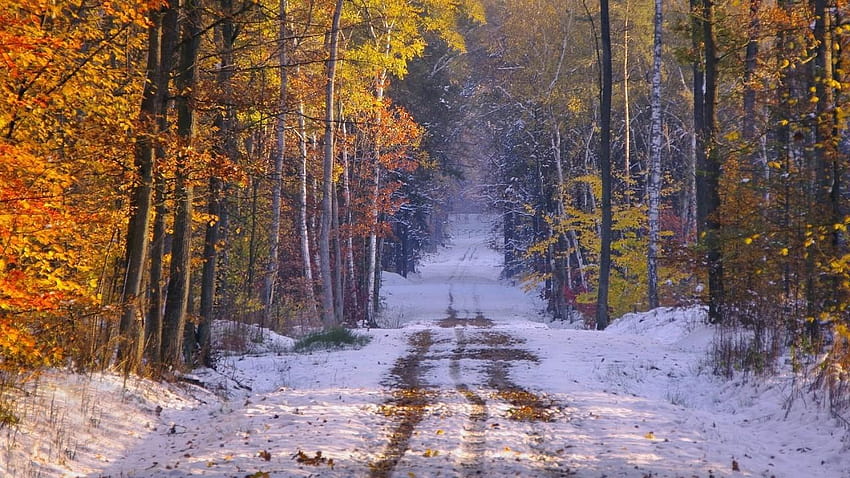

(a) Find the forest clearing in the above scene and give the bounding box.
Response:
[2,0,850,476]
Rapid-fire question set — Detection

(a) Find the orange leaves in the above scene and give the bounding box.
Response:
[0,141,96,315]
[342,101,425,239]
[357,101,424,173]
[0,0,159,374]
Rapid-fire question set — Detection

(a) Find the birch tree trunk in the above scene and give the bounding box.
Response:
[365,165,381,326]
[647,0,663,309]
[551,127,568,319]
[298,98,318,319]
[341,116,359,322]
[365,21,393,327]
[263,0,289,324]
[332,180,345,323]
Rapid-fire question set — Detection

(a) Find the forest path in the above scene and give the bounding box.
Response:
[367,311,571,478]
[87,213,846,478]
[363,214,574,476]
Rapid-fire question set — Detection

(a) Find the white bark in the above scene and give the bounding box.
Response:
[647,0,663,309]
[298,98,318,319]
[263,0,288,320]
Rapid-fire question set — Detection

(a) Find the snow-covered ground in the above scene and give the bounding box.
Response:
[1,213,847,477]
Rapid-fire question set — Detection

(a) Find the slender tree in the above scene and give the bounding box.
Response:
[163,0,202,366]
[647,0,663,309]
[596,0,613,330]
[319,0,345,327]
[693,0,724,324]
[263,0,289,324]
[298,95,318,319]
[118,6,164,367]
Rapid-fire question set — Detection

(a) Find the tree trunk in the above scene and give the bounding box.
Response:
[365,166,381,327]
[742,0,761,145]
[551,127,569,320]
[341,114,359,322]
[120,3,177,368]
[145,2,178,368]
[596,0,613,330]
[162,0,201,367]
[808,0,837,342]
[200,0,237,366]
[298,97,318,319]
[647,0,663,309]
[263,0,289,324]
[319,0,344,327]
[693,0,724,323]
[332,178,345,324]
[623,0,632,200]
[146,175,167,366]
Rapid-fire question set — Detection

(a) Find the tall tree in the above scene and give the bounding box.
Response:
[596,0,613,330]
[319,0,345,327]
[200,0,239,366]
[118,3,175,365]
[263,0,289,323]
[145,2,179,367]
[647,0,663,309]
[163,0,202,366]
[693,0,723,323]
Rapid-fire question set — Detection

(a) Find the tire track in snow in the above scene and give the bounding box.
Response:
[369,330,435,478]
[451,326,488,476]
[483,351,574,477]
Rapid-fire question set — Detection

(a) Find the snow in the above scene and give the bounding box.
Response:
[2,212,848,477]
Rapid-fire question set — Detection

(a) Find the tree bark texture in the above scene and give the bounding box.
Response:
[163,0,201,366]
[319,0,345,327]
[596,0,613,330]
[647,0,663,309]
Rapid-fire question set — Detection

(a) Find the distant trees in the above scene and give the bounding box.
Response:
[457,0,848,387]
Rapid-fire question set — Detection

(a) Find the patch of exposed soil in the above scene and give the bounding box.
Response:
[452,327,488,476]
[456,384,488,476]
[486,362,561,423]
[471,331,526,346]
[432,348,540,363]
[438,310,493,328]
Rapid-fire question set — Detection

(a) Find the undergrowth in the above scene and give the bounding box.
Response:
[292,327,370,352]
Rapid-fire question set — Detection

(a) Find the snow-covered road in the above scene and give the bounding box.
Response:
[3,214,847,477]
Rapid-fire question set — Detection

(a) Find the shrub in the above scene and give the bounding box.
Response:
[292,327,370,352]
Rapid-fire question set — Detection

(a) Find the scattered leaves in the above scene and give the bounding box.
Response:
[293,450,334,468]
